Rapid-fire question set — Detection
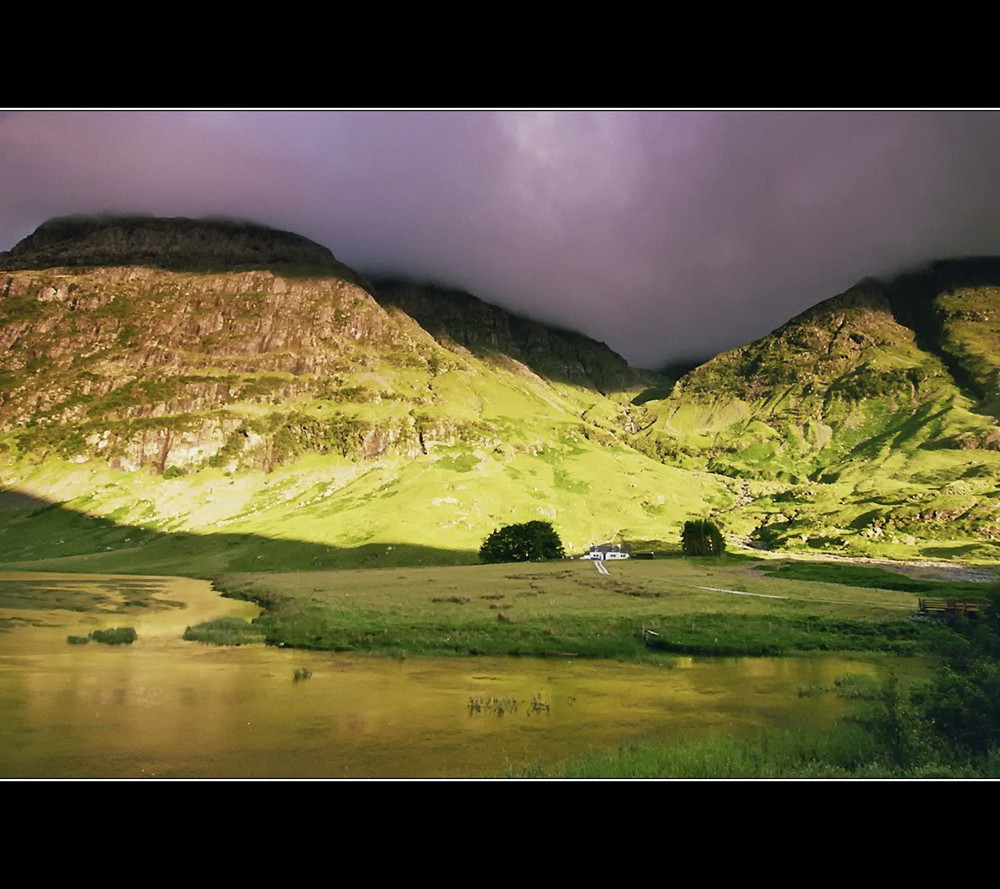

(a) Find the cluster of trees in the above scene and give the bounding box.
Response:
[681,519,726,556]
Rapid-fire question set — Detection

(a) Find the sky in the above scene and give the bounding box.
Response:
[3,108,1000,370]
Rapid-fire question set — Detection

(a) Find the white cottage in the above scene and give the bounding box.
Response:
[582,543,630,561]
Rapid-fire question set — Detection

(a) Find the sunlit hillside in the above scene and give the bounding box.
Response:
[4,218,1000,572]
[0,216,730,572]
[638,267,1000,561]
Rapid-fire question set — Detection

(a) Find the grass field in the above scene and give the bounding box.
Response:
[208,552,975,659]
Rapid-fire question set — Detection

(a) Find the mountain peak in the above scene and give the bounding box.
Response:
[0,215,342,272]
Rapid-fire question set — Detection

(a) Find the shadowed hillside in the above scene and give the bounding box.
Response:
[0,489,477,575]
[370,277,651,392]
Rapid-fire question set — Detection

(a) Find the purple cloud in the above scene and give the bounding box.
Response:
[4,108,1000,369]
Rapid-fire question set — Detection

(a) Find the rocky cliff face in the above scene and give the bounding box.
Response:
[0,263,433,470]
[0,217,648,475]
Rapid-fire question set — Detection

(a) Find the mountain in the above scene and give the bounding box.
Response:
[2,215,999,571]
[0,216,724,572]
[637,264,1000,559]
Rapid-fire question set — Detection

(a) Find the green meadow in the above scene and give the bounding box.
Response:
[204,554,965,660]
[0,434,729,575]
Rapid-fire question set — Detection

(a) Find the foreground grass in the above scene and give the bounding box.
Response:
[533,664,1000,779]
[210,554,961,659]
[516,668,1000,778]
[533,724,996,779]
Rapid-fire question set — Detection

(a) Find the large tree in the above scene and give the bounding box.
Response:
[681,519,726,556]
[479,521,565,563]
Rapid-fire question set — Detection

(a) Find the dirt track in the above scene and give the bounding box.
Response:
[736,546,999,584]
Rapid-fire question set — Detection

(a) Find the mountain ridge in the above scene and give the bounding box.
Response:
[369,276,644,393]
[3,215,1000,569]
[0,214,348,273]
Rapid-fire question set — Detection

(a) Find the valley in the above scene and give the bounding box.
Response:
[4,215,1000,778]
[2,217,1000,568]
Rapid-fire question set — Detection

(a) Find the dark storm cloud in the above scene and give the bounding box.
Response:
[4,108,1000,369]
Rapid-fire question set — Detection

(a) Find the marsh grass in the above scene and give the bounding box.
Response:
[0,574,179,614]
[182,616,266,646]
[538,667,982,778]
[536,666,1000,778]
[834,672,884,699]
[644,613,951,656]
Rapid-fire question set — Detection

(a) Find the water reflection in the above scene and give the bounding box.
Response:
[0,573,923,779]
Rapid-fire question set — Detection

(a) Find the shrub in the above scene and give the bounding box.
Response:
[681,519,726,556]
[915,660,1000,757]
[89,627,137,645]
[479,521,565,563]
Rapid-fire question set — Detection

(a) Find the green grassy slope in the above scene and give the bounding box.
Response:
[636,274,1000,561]
[0,249,730,573]
[0,432,728,575]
